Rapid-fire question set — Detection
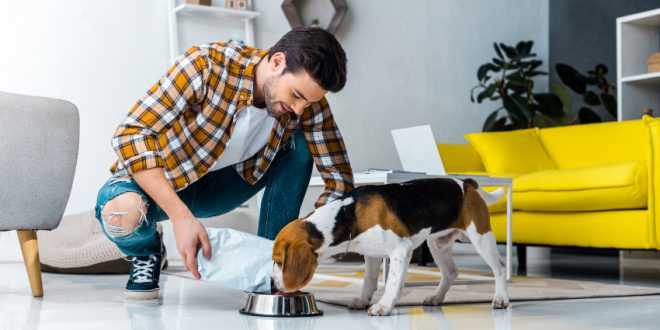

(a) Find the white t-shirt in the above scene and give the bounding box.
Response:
[208,106,276,172]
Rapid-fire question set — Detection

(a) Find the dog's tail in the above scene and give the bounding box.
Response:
[478,187,505,206]
[463,178,505,206]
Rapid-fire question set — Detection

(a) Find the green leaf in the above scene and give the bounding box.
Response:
[556,63,587,94]
[499,43,518,60]
[551,83,572,114]
[477,84,497,103]
[583,91,601,106]
[595,64,608,75]
[494,43,504,59]
[578,107,602,123]
[506,70,523,81]
[478,63,498,82]
[492,58,505,67]
[600,93,617,117]
[508,112,529,129]
[521,60,543,70]
[528,70,548,76]
[482,109,503,132]
[516,41,533,56]
[507,76,528,88]
[503,94,530,122]
[533,93,564,118]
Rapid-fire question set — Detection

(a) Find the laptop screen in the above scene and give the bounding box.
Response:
[391,125,446,175]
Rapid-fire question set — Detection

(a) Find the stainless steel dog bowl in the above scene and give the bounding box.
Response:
[239,292,323,317]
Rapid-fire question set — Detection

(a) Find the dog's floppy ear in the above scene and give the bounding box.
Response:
[282,241,318,292]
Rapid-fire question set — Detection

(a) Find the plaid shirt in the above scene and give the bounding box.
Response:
[110,41,354,208]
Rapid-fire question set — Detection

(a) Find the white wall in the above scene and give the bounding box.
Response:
[255,0,549,172]
[0,0,548,217]
[0,0,170,216]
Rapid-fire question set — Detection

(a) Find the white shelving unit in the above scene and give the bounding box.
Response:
[617,8,660,120]
[167,1,260,62]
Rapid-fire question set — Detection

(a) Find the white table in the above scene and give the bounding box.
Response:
[309,170,513,282]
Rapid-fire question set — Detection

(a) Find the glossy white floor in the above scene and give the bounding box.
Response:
[2,251,660,330]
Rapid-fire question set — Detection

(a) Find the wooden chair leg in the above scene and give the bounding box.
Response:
[17,230,43,297]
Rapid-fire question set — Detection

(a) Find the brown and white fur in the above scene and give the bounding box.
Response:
[271,178,508,316]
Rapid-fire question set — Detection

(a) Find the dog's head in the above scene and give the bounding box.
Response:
[271,219,321,293]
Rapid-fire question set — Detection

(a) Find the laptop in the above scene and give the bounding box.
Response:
[390,125,446,175]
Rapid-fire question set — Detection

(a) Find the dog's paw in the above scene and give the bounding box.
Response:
[422,294,445,306]
[367,303,393,316]
[492,295,510,309]
[348,298,370,310]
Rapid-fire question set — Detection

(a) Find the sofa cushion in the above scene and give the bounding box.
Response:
[465,128,556,176]
[511,161,647,212]
[537,119,648,170]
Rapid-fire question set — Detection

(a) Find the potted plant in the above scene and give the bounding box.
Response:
[471,41,564,131]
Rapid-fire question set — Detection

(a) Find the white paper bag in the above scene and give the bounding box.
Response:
[197,228,273,293]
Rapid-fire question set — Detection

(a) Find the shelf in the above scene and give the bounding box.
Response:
[174,3,259,20]
[621,71,660,84]
[618,8,660,26]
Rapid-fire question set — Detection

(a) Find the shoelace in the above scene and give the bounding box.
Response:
[130,255,158,284]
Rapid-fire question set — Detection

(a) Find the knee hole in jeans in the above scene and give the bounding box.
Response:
[101,192,148,238]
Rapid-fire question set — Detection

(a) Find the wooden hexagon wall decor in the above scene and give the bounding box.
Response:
[281,0,347,35]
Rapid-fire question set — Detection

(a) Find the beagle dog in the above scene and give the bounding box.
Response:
[271,178,509,316]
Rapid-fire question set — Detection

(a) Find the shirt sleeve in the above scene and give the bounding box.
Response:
[301,97,355,208]
[111,46,210,175]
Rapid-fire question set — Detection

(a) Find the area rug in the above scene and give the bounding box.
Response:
[305,264,660,307]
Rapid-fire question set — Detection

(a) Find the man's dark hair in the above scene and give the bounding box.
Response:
[268,27,347,93]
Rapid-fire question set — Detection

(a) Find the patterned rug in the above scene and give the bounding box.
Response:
[305,264,660,307]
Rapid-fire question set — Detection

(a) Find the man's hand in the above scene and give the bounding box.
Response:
[130,168,212,279]
[171,213,212,280]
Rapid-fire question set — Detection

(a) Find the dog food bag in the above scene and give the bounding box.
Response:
[197,228,273,293]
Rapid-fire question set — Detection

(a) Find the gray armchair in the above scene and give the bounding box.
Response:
[0,91,79,297]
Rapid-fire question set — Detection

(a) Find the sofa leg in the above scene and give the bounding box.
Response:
[517,245,527,275]
[17,230,43,297]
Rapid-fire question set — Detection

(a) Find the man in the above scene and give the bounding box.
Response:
[94,27,354,300]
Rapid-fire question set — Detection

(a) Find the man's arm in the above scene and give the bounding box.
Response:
[300,97,354,208]
[131,168,211,279]
[111,46,213,278]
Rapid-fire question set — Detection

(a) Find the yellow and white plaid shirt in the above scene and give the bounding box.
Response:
[110,41,354,207]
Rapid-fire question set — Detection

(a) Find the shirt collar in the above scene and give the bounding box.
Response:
[243,47,269,107]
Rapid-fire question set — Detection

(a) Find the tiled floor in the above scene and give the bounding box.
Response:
[2,248,660,330]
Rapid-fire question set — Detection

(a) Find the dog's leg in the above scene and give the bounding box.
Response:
[348,256,381,310]
[423,236,457,306]
[466,226,510,309]
[368,240,412,316]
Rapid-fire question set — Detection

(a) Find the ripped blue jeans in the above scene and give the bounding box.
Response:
[94,128,313,257]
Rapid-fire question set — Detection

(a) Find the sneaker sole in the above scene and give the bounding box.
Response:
[124,289,160,301]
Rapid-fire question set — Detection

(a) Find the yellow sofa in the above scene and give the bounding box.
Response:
[438,116,660,251]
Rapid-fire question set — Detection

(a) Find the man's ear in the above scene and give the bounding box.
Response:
[282,242,318,291]
[269,51,287,74]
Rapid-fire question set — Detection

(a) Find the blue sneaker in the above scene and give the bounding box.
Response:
[125,239,167,300]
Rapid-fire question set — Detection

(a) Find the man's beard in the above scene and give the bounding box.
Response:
[262,78,283,118]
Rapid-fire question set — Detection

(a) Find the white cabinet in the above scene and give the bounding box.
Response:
[617,8,660,120]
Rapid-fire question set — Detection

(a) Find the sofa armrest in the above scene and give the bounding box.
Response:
[643,116,660,248]
[437,143,485,173]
